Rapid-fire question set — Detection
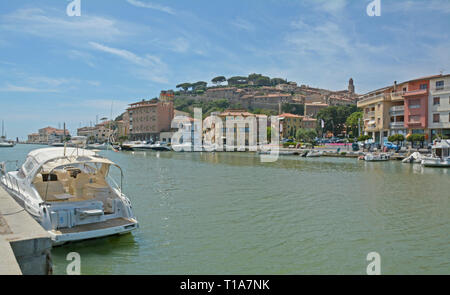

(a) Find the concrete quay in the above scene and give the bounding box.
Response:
[0,187,52,275]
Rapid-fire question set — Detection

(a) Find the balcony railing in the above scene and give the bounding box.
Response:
[431,86,450,93]
[389,106,404,113]
[390,122,405,128]
[403,89,428,96]
[358,93,388,104]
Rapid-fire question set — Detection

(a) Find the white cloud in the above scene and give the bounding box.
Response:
[386,0,450,14]
[170,37,190,53]
[68,50,96,68]
[126,0,175,15]
[307,0,348,15]
[0,84,59,93]
[89,42,169,83]
[0,8,135,43]
[230,18,256,32]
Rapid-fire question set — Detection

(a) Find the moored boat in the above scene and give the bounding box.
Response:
[364,153,390,161]
[149,141,171,151]
[86,143,111,150]
[0,120,14,148]
[0,141,15,148]
[0,147,138,245]
[306,150,323,157]
[421,140,450,168]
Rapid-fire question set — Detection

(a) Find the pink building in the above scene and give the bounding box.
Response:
[127,98,174,141]
[403,77,430,138]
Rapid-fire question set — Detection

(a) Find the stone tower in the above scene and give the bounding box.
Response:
[348,78,355,94]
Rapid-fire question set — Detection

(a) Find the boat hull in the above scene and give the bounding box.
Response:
[421,160,450,168]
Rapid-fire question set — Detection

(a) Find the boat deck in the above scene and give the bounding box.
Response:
[54,217,135,234]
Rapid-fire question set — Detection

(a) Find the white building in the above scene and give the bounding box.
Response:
[429,75,450,139]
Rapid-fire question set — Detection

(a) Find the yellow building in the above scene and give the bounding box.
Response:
[279,113,303,138]
[357,86,393,143]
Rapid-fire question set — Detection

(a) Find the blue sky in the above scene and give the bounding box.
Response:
[0,0,449,139]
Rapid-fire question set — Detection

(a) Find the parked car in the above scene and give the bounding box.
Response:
[384,142,398,150]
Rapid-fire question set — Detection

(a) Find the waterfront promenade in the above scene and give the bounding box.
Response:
[0,186,52,275]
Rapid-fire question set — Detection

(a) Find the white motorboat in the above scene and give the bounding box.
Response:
[421,140,450,168]
[86,143,111,150]
[364,153,390,162]
[49,142,65,147]
[402,152,426,164]
[172,142,194,152]
[149,141,172,151]
[0,147,138,245]
[130,141,153,151]
[0,141,15,148]
[120,141,146,151]
[306,150,323,157]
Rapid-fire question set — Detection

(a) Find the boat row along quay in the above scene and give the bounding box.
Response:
[0,186,52,275]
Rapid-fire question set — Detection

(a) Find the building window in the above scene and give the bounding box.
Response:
[436,80,444,89]
[409,115,420,123]
[420,84,427,90]
[409,99,421,109]
[433,97,440,105]
[433,114,440,123]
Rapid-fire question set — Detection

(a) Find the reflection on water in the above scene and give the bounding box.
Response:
[1,145,449,274]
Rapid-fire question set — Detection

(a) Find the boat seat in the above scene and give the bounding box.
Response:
[33,175,67,201]
[54,170,73,193]
[70,173,94,198]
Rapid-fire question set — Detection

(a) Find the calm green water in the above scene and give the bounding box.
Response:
[1,144,449,274]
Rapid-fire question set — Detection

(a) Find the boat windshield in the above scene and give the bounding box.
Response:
[21,156,38,177]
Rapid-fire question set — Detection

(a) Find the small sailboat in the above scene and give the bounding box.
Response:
[0,120,15,148]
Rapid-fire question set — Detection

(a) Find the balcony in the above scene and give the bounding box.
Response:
[390,122,405,129]
[389,106,404,115]
[390,91,405,101]
[431,85,450,94]
[403,89,428,97]
[358,93,388,105]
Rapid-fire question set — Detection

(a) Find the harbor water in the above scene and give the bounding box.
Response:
[1,144,449,274]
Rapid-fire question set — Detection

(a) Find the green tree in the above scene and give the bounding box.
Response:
[176,83,192,92]
[346,111,363,137]
[358,135,371,142]
[407,134,425,148]
[296,128,317,143]
[271,78,287,86]
[388,134,405,146]
[317,105,359,136]
[211,76,226,86]
[192,81,207,91]
[227,76,248,85]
